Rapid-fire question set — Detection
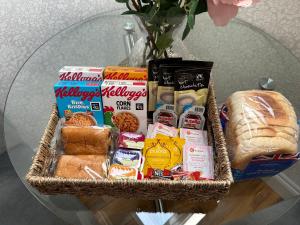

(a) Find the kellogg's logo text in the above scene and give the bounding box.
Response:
[59,72,102,81]
[55,87,100,101]
[102,86,147,101]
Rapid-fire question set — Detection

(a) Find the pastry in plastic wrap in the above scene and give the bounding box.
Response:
[225,90,299,170]
[61,126,111,155]
[55,155,107,180]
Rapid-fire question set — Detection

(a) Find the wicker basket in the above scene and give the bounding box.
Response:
[26,82,233,200]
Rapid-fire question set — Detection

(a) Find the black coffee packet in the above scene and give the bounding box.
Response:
[148,58,182,118]
[174,62,213,115]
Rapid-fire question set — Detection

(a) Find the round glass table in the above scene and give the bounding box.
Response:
[4,10,300,225]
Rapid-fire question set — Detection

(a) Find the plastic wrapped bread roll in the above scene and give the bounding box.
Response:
[225,90,299,170]
[61,126,111,155]
[55,155,107,180]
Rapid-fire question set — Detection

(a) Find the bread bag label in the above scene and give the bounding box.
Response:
[101,80,147,135]
[59,66,104,81]
[54,80,104,126]
[104,66,147,80]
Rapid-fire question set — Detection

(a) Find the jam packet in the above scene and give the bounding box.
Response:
[179,106,205,130]
[183,143,214,180]
[180,128,208,145]
[174,63,213,115]
[153,104,178,127]
[112,149,142,168]
[172,171,201,181]
[108,164,138,180]
[148,58,182,118]
[118,132,145,150]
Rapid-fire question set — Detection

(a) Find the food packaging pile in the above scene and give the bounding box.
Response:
[52,61,215,181]
[51,63,299,182]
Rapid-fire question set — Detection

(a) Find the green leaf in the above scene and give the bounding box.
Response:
[187,0,199,29]
[121,10,140,15]
[140,5,152,13]
[160,0,177,10]
[166,7,185,17]
[156,33,173,50]
[182,23,191,40]
[115,0,128,3]
[195,0,207,14]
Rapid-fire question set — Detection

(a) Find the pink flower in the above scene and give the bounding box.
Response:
[207,0,260,26]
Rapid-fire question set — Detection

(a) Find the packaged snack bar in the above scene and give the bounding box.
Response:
[180,128,208,145]
[172,171,201,181]
[112,149,141,168]
[108,164,138,180]
[59,66,103,81]
[54,80,104,126]
[101,80,147,135]
[148,58,182,118]
[153,104,178,127]
[104,66,147,80]
[174,63,213,115]
[145,168,172,179]
[118,132,145,150]
[179,106,205,130]
[183,143,214,180]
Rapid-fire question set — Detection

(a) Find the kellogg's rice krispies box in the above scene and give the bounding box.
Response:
[59,66,103,81]
[101,80,147,135]
[54,80,104,126]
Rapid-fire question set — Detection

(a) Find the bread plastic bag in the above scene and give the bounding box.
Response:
[54,155,108,180]
[225,90,299,170]
[61,126,111,155]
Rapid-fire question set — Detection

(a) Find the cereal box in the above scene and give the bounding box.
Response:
[104,66,147,80]
[54,80,104,126]
[59,66,103,81]
[101,80,147,135]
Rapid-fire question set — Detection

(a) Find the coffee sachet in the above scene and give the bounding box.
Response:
[148,58,181,118]
[174,63,213,115]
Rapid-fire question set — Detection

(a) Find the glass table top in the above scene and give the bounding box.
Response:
[4,10,300,225]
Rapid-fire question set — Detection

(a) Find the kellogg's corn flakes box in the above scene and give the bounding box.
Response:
[54,80,104,126]
[101,80,147,135]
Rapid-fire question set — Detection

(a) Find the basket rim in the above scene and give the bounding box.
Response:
[26,173,232,187]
